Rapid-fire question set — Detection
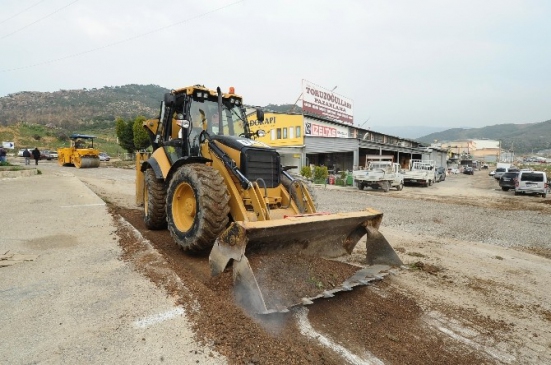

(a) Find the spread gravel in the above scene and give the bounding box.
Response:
[316,188,549,248]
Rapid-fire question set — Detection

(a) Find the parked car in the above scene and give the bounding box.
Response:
[463,167,474,175]
[18,148,49,160]
[17,149,30,157]
[499,171,519,191]
[435,167,446,182]
[42,150,53,160]
[514,171,548,198]
[494,167,519,180]
[493,167,507,180]
[99,152,110,161]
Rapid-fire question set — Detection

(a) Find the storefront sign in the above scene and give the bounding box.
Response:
[305,121,348,138]
[248,116,277,127]
[302,80,354,124]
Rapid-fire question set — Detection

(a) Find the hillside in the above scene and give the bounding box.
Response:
[417,120,551,154]
[0,84,169,129]
[2,84,550,154]
[0,85,300,129]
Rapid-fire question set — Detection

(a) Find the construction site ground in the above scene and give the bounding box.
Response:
[1,159,550,365]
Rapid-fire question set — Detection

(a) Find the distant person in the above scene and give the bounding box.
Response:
[0,147,6,163]
[23,148,31,165]
[32,147,41,165]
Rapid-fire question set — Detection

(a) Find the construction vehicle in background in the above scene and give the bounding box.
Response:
[135,85,402,314]
[403,159,436,187]
[57,134,101,168]
[353,155,404,191]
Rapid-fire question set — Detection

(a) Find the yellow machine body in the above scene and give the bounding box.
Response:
[58,134,100,168]
[135,85,402,313]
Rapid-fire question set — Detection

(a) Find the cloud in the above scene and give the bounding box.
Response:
[1,0,550,128]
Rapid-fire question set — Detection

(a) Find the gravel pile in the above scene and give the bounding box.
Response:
[316,188,549,249]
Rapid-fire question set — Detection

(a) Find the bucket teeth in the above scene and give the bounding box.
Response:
[208,217,402,315]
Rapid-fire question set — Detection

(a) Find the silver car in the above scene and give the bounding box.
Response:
[514,171,548,198]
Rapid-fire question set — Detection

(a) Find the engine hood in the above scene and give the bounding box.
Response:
[211,135,273,152]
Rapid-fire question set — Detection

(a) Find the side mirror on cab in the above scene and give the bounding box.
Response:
[256,108,264,122]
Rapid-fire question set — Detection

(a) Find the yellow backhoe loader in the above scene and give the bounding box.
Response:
[136,85,402,314]
[58,134,100,168]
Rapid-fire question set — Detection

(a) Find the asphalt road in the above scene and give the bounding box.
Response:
[0,162,225,365]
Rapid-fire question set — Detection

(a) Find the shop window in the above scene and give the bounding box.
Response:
[296,126,301,137]
[276,128,282,139]
[283,128,288,139]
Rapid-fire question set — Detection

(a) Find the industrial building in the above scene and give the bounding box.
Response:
[247,110,448,173]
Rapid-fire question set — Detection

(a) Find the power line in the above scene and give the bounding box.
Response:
[0,0,48,25]
[1,0,246,72]
[1,0,81,40]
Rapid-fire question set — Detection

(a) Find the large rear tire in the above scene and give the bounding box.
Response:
[144,168,167,230]
[167,164,230,253]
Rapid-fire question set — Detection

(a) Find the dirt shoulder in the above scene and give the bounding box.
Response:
[34,163,551,364]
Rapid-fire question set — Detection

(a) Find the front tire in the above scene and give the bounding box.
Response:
[144,168,167,229]
[396,182,403,191]
[167,164,230,253]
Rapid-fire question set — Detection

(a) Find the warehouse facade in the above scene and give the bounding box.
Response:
[247,111,447,173]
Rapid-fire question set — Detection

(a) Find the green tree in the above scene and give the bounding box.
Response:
[56,132,68,142]
[132,116,150,150]
[115,117,134,153]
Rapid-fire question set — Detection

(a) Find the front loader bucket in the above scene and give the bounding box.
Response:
[209,208,403,314]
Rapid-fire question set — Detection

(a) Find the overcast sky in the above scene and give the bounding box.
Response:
[1,0,550,131]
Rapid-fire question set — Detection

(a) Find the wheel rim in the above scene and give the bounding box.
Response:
[172,182,196,232]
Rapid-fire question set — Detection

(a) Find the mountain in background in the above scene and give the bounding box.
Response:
[0,84,169,129]
[370,125,448,139]
[1,84,549,153]
[416,120,551,154]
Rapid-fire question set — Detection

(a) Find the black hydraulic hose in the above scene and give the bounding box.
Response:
[255,178,269,214]
[217,87,223,135]
[280,170,295,209]
[206,136,251,190]
[281,170,293,181]
[256,178,268,198]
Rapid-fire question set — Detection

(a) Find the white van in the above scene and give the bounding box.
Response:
[494,166,519,180]
[514,171,548,198]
